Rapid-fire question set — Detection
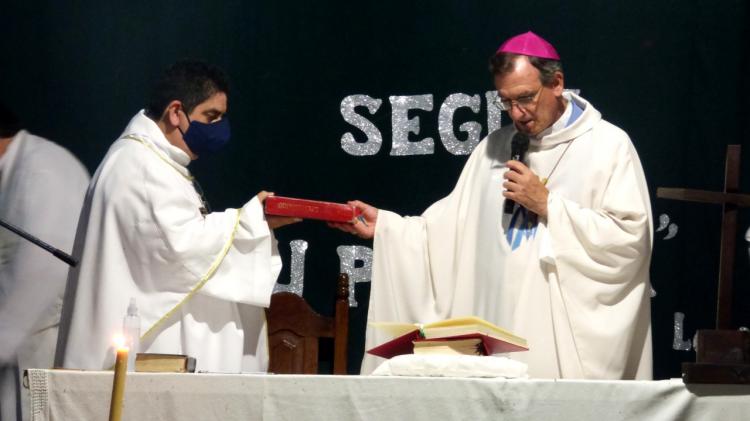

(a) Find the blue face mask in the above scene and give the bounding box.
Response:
[179,109,231,156]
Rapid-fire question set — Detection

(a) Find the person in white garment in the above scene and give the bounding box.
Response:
[0,103,89,421]
[55,61,298,373]
[332,32,653,379]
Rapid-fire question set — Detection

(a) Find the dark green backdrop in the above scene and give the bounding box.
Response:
[2,1,749,378]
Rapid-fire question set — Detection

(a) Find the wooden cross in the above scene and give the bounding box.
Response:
[659,144,750,383]
[657,144,750,329]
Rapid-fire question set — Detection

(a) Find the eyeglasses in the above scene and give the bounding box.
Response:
[493,86,544,111]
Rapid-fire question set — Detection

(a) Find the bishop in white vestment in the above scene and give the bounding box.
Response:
[340,33,653,379]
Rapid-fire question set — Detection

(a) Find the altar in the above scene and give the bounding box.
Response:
[26,369,750,421]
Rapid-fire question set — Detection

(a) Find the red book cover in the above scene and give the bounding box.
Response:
[367,330,422,359]
[264,196,362,223]
[367,331,528,359]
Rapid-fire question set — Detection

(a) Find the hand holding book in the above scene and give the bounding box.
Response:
[258,192,302,229]
[327,200,378,239]
[263,195,379,237]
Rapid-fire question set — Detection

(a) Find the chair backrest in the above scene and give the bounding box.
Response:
[266,273,349,374]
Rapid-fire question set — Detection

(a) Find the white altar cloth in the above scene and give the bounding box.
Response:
[25,369,750,421]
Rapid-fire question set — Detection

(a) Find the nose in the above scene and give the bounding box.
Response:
[508,103,527,121]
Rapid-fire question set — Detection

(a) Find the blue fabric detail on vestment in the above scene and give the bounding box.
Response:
[566,99,583,128]
[505,206,538,250]
[504,99,576,251]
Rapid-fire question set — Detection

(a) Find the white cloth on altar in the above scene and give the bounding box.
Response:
[25,369,750,421]
[371,354,528,378]
[364,93,653,379]
[0,131,89,421]
[55,111,281,373]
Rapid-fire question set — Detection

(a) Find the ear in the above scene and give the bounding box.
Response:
[551,71,565,97]
[162,100,183,128]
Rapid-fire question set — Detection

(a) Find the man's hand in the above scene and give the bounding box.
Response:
[328,200,378,239]
[256,191,301,230]
[503,160,549,218]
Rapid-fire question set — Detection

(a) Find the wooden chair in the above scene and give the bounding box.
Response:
[266,273,349,374]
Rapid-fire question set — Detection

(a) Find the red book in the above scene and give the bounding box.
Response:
[367,330,528,359]
[264,196,362,223]
[366,317,528,359]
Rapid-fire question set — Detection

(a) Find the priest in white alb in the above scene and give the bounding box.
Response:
[332,32,653,379]
[55,61,298,373]
[0,103,89,421]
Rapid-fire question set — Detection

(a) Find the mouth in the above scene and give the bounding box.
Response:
[514,120,534,132]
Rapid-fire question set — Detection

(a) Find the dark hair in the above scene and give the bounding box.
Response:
[0,102,22,138]
[489,53,563,86]
[145,60,229,119]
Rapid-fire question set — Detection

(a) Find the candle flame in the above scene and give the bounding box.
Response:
[113,334,128,350]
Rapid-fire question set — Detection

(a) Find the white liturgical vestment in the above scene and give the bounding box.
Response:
[56,111,281,373]
[364,93,653,379]
[0,131,89,421]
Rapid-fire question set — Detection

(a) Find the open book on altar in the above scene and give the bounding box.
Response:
[366,316,529,359]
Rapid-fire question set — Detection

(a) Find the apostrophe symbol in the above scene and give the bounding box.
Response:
[656,213,678,240]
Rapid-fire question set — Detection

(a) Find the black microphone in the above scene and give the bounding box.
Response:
[503,132,530,214]
[0,218,78,267]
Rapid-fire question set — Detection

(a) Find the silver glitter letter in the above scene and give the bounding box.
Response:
[672,312,692,351]
[340,95,384,156]
[439,93,482,155]
[336,245,373,307]
[485,90,503,134]
[273,240,307,296]
[389,95,434,156]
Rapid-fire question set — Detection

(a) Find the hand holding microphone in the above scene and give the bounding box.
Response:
[502,133,549,218]
[503,133,530,214]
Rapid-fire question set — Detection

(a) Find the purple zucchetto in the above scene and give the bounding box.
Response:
[496,31,560,60]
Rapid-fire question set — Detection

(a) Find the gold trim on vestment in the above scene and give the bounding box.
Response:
[123,134,194,181]
[122,133,242,343]
[140,209,242,342]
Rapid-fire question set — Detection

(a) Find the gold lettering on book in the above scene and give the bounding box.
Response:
[276,203,320,213]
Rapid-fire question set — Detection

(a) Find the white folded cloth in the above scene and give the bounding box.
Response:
[371,354,528,378]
